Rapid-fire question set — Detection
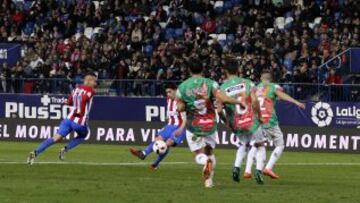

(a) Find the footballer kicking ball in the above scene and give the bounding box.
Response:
[153,140,168,155]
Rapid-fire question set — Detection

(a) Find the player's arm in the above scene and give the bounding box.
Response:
[211,81,245,106]
[175,88,186,112]
[216,100,226,123]
[173,112,187,137]
[215,90,245,107]
[175,98,186,112]
[216,101,234,132]
[250,89,261,119]
[275,89,305,109]
[67,91,74,106]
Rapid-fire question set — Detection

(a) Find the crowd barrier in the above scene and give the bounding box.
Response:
[1,79,360,102]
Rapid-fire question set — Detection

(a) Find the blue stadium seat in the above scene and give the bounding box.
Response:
[227,34,235,42]
[285,11,293,18]
[24,1,34,10]
[231,0,241,5]
[143,45,153,57]
[175,28,184,39]
[219,40,227,48]
[116,25,125,33]
[193,14,204,25]
[214,7,224,14]
[284,58,293,71]
[165,28,175,40]
[224,1,233,10]
[23,22,35,36]
[61,14,70,21]
[316,0,323,6]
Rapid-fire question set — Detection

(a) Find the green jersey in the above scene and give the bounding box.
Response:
[220,77,260,136]
[176,77,220,137]
[256,82,282,128]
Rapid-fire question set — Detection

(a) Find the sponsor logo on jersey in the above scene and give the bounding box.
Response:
[225,83,246,96]
[185,83,209,97]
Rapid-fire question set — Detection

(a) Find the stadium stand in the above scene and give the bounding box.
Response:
[0,0,359,100]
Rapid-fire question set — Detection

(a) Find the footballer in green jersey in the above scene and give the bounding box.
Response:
[176,58,244,188]
[217,60,266,185]
[257,70,305,179]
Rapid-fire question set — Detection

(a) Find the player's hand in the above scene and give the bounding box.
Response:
[173,129,183,137]
[297,102,306,110]
[236,100,246,109]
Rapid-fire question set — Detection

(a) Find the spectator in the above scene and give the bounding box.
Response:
[326,68,342,85]
[0,0,357,99]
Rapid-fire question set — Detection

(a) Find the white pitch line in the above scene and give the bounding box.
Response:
[0,161,189,166]
[0,161,360,166]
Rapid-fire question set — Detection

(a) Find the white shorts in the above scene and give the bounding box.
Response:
[262,125,284,147]
[186,130,217,152]
[237,127,266,146]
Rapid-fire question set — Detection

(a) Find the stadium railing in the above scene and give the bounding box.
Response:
[0,78,359,102]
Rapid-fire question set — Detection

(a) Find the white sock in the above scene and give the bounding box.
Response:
[256,146,266,171]
[245,146,256,173]
[208,154,216,168]
[195,153,208,165]
[234,145,247,168]
[265,145,284,170]
[208,154,216,179]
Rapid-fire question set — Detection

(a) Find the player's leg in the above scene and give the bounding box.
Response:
[186,130,207,165]
[244,144,256,178]
[253,129,266,185]
[186,130,215,188]
[129,125,173,160]
[264,126,284,179]
[151,147,169,170]
[203,133,217,188]
[151,127,186,169]
[59,124,88,161]
[27,119,71,165]
[233,143,248,182]
[254,142,266,185]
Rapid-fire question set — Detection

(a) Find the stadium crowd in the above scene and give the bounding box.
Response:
[0,0,359,99]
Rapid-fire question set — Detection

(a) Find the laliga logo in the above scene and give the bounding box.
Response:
[311,102,333,127]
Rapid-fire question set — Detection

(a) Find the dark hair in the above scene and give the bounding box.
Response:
[225,59,239,75]
[165,83,177,90]
[188,58,203,74]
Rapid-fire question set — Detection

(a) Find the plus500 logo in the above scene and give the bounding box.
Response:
[5,95,72,119]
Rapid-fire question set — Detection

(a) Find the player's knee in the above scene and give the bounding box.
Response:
[53,134,63,142]
[77,133,87,139]
[166,139,175,147]
[254,142,265,148]
[155,136,164,141]
[204,145,213,155]
[275,144,285,150]
[193,148,204,156]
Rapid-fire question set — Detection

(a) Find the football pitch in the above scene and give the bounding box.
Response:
[0,142,359,203]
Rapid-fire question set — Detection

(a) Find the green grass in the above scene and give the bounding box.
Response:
[0,142,359,203]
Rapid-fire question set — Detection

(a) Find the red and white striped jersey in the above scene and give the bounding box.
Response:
[167,98,184,126]
[66,85,95,126]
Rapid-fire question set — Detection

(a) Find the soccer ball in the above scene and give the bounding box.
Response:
[153,140,168,154]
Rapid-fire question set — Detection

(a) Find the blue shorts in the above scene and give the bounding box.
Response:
[158,124,186,146]
[57,119,88,138]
